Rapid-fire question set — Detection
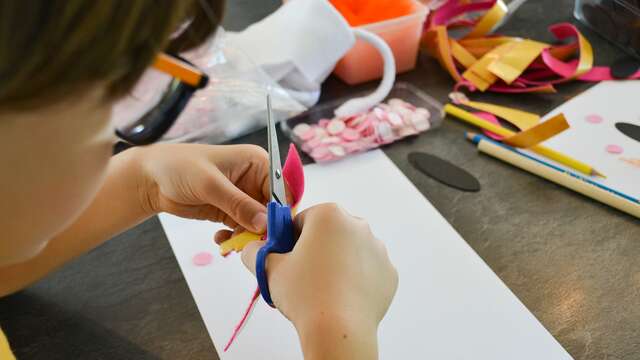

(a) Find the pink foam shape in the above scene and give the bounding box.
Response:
[282,144,305,208]
[473,112,505,140]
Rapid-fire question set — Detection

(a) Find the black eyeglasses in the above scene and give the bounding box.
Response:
[113,53,209,153]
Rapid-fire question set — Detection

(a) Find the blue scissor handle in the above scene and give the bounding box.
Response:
[256,201,295,307]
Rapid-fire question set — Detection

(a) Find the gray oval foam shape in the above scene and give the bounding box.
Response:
[409,152,481,192]
[615,122,640,143]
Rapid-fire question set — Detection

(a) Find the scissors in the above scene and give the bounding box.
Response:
[256,94,296,308]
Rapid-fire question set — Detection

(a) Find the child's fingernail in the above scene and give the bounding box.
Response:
[252,212,267,233]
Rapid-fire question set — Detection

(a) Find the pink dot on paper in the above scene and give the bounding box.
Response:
[193,252,214,266]
[606,144,624,154]
[585,114,603,124]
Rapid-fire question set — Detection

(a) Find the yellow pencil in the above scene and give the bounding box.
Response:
[444,104,605,177]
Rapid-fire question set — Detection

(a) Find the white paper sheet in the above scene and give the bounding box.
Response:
[527,81,640,199]
[159,150,572,359]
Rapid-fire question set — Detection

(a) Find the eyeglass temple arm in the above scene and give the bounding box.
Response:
[152,53,208,88]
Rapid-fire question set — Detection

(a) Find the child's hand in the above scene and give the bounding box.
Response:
[133,143,271,233]
[241,203,398,359]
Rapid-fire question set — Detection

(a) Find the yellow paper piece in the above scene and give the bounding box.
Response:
[503,113,570,148]
[219,206,298,256]
[462,100,540,130]
[487,40,549,84]
[572,30,594,78]
[462,41,515,91]
[220,232,262,256]
[450,40,477,69]
[465,0,508,38]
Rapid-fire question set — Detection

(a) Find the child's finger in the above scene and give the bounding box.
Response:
[214,230,233,244]
[240,240,264,275]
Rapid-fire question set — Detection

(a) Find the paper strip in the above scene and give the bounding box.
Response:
[487,40,549,84]
[504,113,570,148]
[462,100,540,130]
[540,23,593,80]
[465,0,508,38]
[462,41,516,91]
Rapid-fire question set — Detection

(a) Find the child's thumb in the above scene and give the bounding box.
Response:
[204,172,268,234]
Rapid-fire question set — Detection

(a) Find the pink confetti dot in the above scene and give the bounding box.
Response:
[193,252,214,266]
[606,144,624,154]
[585,114,603,124]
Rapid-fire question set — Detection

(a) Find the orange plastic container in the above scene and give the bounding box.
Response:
[333,0,429,85]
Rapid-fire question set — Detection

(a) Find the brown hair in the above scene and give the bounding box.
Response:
[0,0,224,108]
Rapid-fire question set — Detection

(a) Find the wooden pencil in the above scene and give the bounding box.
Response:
[466,133,639,219]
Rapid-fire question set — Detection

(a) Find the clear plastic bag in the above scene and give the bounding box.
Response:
[111,28,306,144]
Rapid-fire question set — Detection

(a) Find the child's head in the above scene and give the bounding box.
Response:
[0,0,223,264]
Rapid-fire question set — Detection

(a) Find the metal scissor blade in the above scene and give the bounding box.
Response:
[266,94,287,205]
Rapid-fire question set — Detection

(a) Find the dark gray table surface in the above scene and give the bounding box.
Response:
[2,0,639,359]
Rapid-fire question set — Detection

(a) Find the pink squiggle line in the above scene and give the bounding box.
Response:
[225,233,268,351]
[224,287,261,352]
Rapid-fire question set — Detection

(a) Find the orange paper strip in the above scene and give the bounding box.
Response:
[426,26,463,81]
[459,37,521,58]
[504,113,570,148]
[458,36,520,49]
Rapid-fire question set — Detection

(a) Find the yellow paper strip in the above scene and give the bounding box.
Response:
[465,0,508,38]
[572,30,594,78]
[463,100,540,130]
[462,42,515,91]
[451,40,478,69]
[503,113,569,148]
[487,40,549,84]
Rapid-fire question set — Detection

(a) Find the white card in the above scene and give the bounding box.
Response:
[159,150,572,359]
[527,81,640,199]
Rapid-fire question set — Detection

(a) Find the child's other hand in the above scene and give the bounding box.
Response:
[241,203,398,358]
[133,143,270,233]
